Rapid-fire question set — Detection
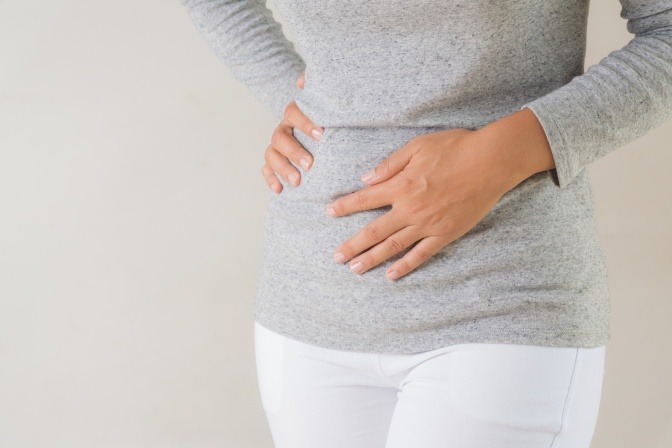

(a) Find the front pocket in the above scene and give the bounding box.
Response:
[447,344,577,434]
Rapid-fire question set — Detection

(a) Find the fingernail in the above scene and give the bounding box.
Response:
[361,170,378,183]
[386,270,399,281]
[288,173,299,186]
[350,261,364,274]
[311,127,324,139]
[300,157,311,170]
[333,251,346,263]
[325,203,336,216]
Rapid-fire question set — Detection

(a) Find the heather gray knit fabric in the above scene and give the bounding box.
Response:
[181,0,672,353]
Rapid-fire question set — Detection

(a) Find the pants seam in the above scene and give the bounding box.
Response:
[371,354,397,388]
[549,347,580,448]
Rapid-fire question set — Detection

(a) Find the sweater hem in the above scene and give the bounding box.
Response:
[252,305,610,355]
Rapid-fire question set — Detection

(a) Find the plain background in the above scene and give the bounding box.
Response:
[0,1,670,447]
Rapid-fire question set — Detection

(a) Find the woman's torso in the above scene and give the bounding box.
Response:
[252,0,611,353]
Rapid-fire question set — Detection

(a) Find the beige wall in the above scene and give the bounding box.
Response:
[0,1,670,446]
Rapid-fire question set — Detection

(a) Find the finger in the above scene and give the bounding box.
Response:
[385,235,449,281]
[346,225,422,275]
[284,101,325,141]
[332,210,406,265]
[296,71,305,89]
[325,179,394,217]
[261,163,283,194]
[271,126,315,172]
[265,144,302,187]
[360,139,420,185]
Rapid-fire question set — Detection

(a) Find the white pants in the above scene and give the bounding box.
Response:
[254,321,607,448]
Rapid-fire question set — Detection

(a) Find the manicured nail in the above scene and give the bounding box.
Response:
[333,251,346,263]
[350,261,364,274]
[300,157,311,170]
[288,173,299,186]
[361,170,378,183]
[311,127,324,139]
[386,270,399,281]
[325,205,336,216]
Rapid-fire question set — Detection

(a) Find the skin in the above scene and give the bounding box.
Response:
[262,72,556,281]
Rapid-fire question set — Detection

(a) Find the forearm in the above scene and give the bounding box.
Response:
[475,107,556,192]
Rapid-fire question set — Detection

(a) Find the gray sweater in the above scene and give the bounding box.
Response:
[181,0,672,353]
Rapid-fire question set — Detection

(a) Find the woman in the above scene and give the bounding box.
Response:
[181,1,672,447]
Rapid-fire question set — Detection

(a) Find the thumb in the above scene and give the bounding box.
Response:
[360,141,418,185]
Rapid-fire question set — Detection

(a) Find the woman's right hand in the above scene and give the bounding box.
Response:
[262,71,325,194]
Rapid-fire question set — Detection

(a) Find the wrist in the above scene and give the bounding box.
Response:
[475,106,556,191]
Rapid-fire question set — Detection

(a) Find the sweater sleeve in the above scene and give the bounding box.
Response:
[180,0,306,122]
[519,0,672,189]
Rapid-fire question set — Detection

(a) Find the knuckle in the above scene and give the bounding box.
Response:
[356,190,369,209]
[427,212,445,228]
[285,168,298,181]
[385,237,404,254]
[363,224,381,241]
[405,200,426,217]
[360,252,376,268]
[270,131,283,149]
[397,258,412,273]
[415,247,433,261]
[288,148,303,163]
[283,105,293,121]
[442,217,457,233]
[397,176,417,193]
[379,158,391,175]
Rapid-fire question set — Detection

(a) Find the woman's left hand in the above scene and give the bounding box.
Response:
[326,123,547,281]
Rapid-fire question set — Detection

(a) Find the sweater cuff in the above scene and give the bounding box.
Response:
[519,100,582,189]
